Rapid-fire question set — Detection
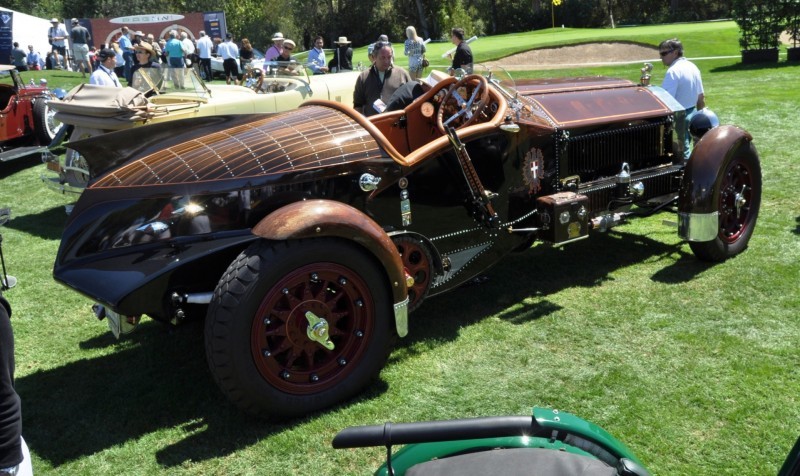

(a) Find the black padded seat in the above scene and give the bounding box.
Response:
[405,448,618,476]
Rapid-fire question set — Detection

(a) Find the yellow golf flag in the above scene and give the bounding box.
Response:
[553,0,562,5]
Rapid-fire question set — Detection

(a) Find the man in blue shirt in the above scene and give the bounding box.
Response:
[308,36,328,75]
[118,26,134,84]
[25,46,42,71]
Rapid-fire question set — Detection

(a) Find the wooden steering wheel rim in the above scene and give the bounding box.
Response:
[436,74,489,134]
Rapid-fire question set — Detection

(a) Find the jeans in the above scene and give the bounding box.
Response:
[123,51,134,83]
[683,106,696,160]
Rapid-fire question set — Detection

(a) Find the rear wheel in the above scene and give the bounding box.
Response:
[33,97,61,144]
[393,236,433,312]
[64,127,104,189]
[205,238,394,418]
[689,147,761,261]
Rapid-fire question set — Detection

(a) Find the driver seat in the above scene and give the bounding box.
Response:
[303,77,506,169]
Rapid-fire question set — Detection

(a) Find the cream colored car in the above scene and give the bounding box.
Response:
[43,65,360,192]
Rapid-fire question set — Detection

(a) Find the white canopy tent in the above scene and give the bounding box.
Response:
[0,8,60,64]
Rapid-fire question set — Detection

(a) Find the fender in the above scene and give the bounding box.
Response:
[252,199,410,337]
[678,125,757,242]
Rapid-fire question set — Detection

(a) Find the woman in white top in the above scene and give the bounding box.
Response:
[404,26,426,80]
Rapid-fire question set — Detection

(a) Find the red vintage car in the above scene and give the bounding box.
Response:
[0,65,62,162]
[54,66,761,418]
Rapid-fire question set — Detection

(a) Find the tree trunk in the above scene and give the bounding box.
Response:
[414,0,430,39]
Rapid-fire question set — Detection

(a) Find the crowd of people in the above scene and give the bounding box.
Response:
[9,21,704,144]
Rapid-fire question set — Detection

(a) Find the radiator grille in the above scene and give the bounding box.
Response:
[560,120,672,181]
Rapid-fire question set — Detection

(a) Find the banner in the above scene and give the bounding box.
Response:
[203,11,225,41]
[0,10,12,66]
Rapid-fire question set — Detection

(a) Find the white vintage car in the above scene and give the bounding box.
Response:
[42,65,360,193]
[208,48,265,80]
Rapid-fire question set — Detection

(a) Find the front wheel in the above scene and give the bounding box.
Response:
[205,238,394,418]
[689,146,762,261]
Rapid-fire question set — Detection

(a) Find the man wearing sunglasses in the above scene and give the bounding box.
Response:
[659,38,705,159]
[275,39,301,76]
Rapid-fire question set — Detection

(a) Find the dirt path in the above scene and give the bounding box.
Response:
[482,42,658,70]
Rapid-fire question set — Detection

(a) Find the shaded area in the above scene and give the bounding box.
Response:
[0,154,41,179]
[395,227,709,358]
[17,322,285,466]
[2,206,69,240]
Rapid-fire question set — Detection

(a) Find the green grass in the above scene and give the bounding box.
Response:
[3,20,799,475]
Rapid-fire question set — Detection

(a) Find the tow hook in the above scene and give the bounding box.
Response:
[305,311,335,350]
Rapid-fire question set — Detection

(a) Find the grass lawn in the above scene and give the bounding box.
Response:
[3,20,799,475]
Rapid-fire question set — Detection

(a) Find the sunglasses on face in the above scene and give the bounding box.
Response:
[659,49,674,57]
[284,47,293,51]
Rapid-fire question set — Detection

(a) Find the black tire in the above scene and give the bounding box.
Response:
[205,238,394,419]
[33,97,61,145]
[689,145,762,261]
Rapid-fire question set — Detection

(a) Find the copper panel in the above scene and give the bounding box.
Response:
[515,76,635,95]
[529,86,671,128]
[92,105,384,188]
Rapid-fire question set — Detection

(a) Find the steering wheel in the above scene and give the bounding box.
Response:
[436,74,489,134]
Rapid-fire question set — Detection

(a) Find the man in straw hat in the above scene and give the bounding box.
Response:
[47,18,68,59]
[130,41,162,90]
[328,36,353,73]
[265,32,284,61]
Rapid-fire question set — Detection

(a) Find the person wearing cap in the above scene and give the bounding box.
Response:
[275,39,301,76]
[89,48,121,87]
[265,32,284,62]
[307,35,328,75]
[328,36,353,73]
[217,32,240,85]
[130,41,162,90]
[47,19,68,59]
[118,26,135,83]
[353,41,411,117]
[69,18,92,77]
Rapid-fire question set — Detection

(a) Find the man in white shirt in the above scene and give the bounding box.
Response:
[196,30,214,81]
[660,38,705,159]
[89,48,122,87]
[217,32,240,85]
[180,31,196,67]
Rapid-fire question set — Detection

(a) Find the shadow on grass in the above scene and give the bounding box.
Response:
[0,154,41,179]
[395,229,710,354]
[15,227,715,468]
[3,205,69,240]
[710,60,800,74]
[17,320,307,467]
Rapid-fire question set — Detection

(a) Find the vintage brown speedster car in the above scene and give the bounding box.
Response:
[54,66,761,418]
